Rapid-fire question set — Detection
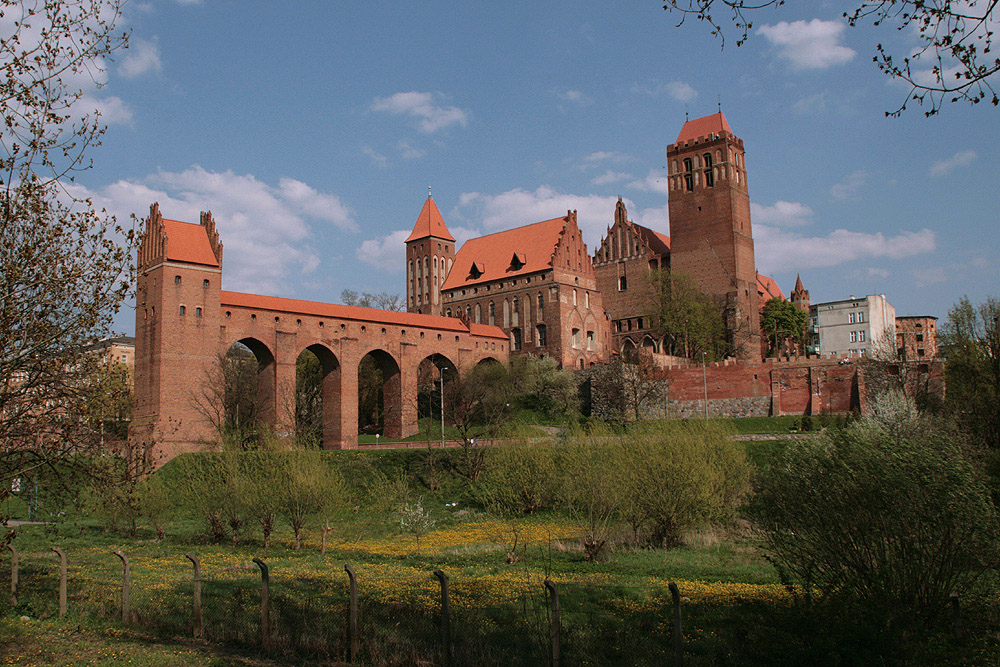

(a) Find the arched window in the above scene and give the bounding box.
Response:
[703,152,714,187]
[571,328,581,349]
[573,289,577,306]
[537,293,544,317]
[511,328,522,351]
[489,301,495,325]
[474,303,481,323]
[536,324,547,347]
[619,275,627,291]
[503,299,510,328]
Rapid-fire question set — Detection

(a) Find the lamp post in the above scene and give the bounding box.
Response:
[439,364,449,445]
[701,351,708,420]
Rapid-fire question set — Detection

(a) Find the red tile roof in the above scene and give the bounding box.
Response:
[441,216,568,291]
[220,291,508,339]
[675,112,733,144]
[163,219,220,267]
[633,224,671,255]
[405,196,455,242]
[756,273,785,303]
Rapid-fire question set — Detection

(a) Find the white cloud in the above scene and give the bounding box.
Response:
[758,19,856,70]
[119,39,162,78]
[371,91,469,133]
[865,267,890,279]
[793,92,828,114]
[630,80,698,102]
[628,170,671,196]
[633,205,670,233]
[357,229,410,272]
[830,170,868,200]
[591,170,634,186]
[583,151,632,164]
[398,140,426,160]
[754,225,936,274]
[82,94,133,125]
[362,146,388,168]
[929,149,977,176]
[750,200,814,227]
[69,166,358,295]
[555,89,593,106]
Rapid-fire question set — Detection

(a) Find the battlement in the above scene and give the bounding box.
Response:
[667,131,744,154]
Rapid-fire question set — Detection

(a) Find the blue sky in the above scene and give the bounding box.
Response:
[65,1,998,333]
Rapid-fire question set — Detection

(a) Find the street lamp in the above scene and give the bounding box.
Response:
[702,351,708,420]
[439,364,450,445]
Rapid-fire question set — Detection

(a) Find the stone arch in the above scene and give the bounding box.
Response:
[621,337,638,363]
[222,337,275,447]
[477,356,502,367]
[642,334,658,353]
[357,348,402,439]
[417,353,457,438]
[295,343,342,448]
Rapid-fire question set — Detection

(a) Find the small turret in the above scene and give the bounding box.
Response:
[791,274,810,313]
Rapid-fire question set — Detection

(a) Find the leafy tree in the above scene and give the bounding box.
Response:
[760,297,807,357]
[664,0,1000,116]
[940,295,1000,449]
[590,355,665,423]
[443,361,513,480]
[0,0,132,529]
[279,452,349,550]
[748,412,998,626]
[80,357,133,443]
[295,351,323,447]
[649,271,728,360]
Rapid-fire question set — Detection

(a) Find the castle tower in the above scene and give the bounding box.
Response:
[130,203,224,463]
[666,112,759,358]
[405,193,455,316]
[791,274,810,313]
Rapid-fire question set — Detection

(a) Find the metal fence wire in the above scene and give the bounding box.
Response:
[0,545,695,666]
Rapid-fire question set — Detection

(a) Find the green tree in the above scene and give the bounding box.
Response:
[940,295,1000,449]
[295,351,323,447]
[0,0,132,528]
[649,271,728,359]
[760,297,807,357]
[279,452,349,550]
[748,412,998,625]
[663,0,1000,116]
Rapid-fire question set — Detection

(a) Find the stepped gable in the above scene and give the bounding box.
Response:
[441,215,568,290]
[405,195,454,242]
[138,202,221,269]
[633,224,671,254]
[675,111,733,143]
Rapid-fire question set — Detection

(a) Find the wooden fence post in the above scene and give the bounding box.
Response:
[112,550,130,624]
[950,592,963,642]
[544,579,560,667]
[253,558,271,649]
[433,569,452,667]
[344,564,359,663]
[668,581,683,667]
[185,554,203,639]
[6,544,17,608]
[51,547,66,617]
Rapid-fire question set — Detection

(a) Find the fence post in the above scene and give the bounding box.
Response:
[112,550,130,624]
[51,547,66,617]
[668,582,683,667]
[433,569,452,667]
[185,554,203,639]
[6,544,17,608]
[253,558,271,649]
[950,592,963,642]
[544,579,560,667]
[344,564,359,663]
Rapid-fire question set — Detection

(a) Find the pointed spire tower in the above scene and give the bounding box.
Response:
[405,191,456,316]
[791,273,810,314]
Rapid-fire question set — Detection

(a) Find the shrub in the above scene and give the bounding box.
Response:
[747,415,999,625]
[474,443,558,515]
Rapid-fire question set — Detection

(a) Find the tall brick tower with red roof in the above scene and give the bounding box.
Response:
[666,112,759,358]
[790,274,810,314]
[130,203,224,460]
[405,193,456,316]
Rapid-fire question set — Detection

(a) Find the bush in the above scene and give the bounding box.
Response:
[747,410,999,625]
[474,443,559,515]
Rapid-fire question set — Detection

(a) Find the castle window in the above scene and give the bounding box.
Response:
[196,307,202,317]
[420,331,425,338]
[296,319,302,325]
[513,298,519,314]
[381,328,387,334]
[275,316,280,323]
[684,157,692,172]
[916,334,924,342]
[475,303,481,323]
[572,328,581,349]
[251,313,256,321]
[511,327,522,351]
[587,331,595,351]
[685,174,693,191]
[226,311,231,319]
[704,153,714,187]
[585,291,590,309]
[536,324,547,347]
[203,279,209,288]
[174,275,181,285]
[361,326,366,332]
[179,305,186,315]
[618,275,627,291]
[489,302,495,325]
[573,289,577,306]
[446,308,452,317]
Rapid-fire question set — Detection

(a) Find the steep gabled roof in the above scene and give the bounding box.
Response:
[633,224,671,255]
[756,273,785,302]
[675,112,733,143]
[441,216,568,290]
[163,219,221,267]
[405,196,455,242]
[219,291,508,339]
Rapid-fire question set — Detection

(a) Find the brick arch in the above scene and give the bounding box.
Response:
[357,348,403,439]
[228,337,277,429]
[296,343,343,447]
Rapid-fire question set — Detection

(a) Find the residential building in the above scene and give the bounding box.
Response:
[895,315,939,360]
[808,294,896,357]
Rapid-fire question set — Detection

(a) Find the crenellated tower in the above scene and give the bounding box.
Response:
[666,112,759,358]
[405,193,455,316]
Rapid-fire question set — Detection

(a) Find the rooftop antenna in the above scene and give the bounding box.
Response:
[428,185,432,199]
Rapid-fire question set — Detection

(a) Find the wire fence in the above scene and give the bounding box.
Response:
[0,543,694,666]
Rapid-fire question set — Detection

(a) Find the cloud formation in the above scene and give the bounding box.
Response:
[630,80,698,102]
[830,170,868,200]
[555,89,594,106]
[755,225,936,274]
[750,200,814,227]
[119,39,162,78]
[371,91,469,133]
[69,166,357,295]
[591,170,634,185]
[628,170,671,195]
[362,146,388,168]
[929,149,977,176]
[758,19,856,70]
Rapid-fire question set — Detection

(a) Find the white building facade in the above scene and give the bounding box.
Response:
[808,294,896,357]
